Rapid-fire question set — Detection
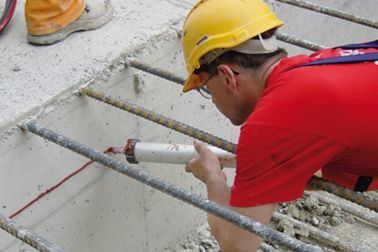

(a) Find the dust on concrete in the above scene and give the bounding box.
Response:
[0,0,196,131]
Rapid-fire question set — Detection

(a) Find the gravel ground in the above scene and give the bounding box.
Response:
[168,191,378,252]
[167,222,220,252]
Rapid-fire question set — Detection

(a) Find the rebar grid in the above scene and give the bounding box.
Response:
[24,121,323,252]
[0,213,64,252]
[306,191,378,227]
[274,0,378,30]
[81,87,378,212]
[272,212,370,252]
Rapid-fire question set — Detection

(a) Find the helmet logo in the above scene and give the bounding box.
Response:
[196,35,209,46]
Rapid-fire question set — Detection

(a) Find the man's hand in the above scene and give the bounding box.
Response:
[185,140,226,184]
[184,141,277,252]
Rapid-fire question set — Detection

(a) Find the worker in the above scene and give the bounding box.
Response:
[25,0,113,45]
[182,0,378,251]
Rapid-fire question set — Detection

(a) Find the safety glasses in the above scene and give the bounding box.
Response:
[197,69,239,99]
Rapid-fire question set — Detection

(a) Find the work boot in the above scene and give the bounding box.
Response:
[27,0,113,45]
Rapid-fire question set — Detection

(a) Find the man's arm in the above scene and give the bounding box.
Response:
[185,141,277,252]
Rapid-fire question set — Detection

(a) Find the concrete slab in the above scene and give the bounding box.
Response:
[1,0,377,133]
[0,0,196,132]
[0,0,377,251]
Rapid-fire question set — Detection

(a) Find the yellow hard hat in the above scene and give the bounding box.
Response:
[182,0,284,92]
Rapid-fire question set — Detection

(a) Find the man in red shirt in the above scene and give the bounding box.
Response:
[182,0,378,251]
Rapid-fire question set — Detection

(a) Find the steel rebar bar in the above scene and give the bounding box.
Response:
[276,32,326,51]
[24,121,323,252]
[126,58,210,95]
[0,213,64,252]
[260,242,280,252]
[81,87,378,212]
[272,212,370,252]
[274,0,378,30]
[127,58,185,85]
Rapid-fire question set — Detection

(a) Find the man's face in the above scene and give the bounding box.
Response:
[198,66,256,126]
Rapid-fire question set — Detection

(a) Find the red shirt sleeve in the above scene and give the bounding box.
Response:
[230,123,348,207]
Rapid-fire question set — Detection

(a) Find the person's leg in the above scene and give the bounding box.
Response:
[25,0,113,45]
[25,0,85,36]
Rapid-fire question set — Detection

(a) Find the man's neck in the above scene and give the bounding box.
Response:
[259,53,285,87]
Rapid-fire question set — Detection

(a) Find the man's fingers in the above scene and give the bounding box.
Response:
[193,140,207,154]
[185,163,191,173]
[185,159,194,173]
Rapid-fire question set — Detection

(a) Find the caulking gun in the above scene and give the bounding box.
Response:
[112,139,236,168]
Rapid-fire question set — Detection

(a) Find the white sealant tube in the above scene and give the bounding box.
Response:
[128,141,236,168]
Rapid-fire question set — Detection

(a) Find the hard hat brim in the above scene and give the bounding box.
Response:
[183,72,202,93]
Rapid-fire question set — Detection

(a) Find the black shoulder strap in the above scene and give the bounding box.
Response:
[354,176,373,192]
[302,39,378,67]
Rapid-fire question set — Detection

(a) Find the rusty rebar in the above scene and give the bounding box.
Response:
[81,87,378,212]
[274,0,378,30]
[0,213,64,252]
[24,121,323,252]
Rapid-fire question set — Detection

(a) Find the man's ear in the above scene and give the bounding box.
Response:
[217,64,238,90]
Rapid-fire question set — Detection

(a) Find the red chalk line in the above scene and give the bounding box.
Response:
[9,147,116,219]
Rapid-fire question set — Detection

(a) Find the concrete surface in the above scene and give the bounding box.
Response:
[0,32,237,251]
[0,0,196,132]
[0,0,377,251]
[1,0,377,132]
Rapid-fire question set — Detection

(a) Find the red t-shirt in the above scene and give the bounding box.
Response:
[230,48,378,207]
